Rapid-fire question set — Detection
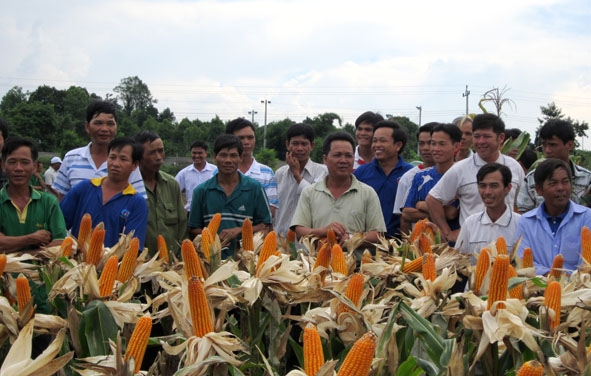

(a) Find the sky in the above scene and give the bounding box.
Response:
[1,0,590,144]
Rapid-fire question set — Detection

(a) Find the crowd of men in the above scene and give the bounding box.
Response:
[2,100,591,280]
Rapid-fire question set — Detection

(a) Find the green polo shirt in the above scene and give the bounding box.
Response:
[145,171,187,256]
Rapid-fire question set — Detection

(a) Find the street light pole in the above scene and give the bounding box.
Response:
[248,110,257,124]
[416,106,422,126]
[261,99,271,149]
[462,85,470,115]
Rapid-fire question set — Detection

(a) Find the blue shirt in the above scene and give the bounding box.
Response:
[515,200,591,275]
[404,167,442,209]
[354,157,412,237]
[60,177,148,249]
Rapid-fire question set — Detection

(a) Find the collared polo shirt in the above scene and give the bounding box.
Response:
[175,161,218,211]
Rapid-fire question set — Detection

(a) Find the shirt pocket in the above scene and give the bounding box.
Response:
[163,202,180,225]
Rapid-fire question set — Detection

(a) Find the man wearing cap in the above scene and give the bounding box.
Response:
[45,157,62,186]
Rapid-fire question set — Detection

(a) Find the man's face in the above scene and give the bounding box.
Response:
[51,162,61,170]
[233,127,256,157]
[214,147,241,175]
[372,127,401,163]
[460,120,473,152]
[323,140,354,179]
[430,131,458,165]
[141,138,165,173]
[191,147,207,169]
[286,135,313,164]
[473,128,503,163]
[478,170,511,211]
[542,135,573,162]
[107,145,137,182]
[85,112,117,146]
[3,146,36,187]
[355,121,374,148]
[536,167,572,213]
[417,131,433,165]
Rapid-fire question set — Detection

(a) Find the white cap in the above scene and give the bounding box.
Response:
[50,157,62,164]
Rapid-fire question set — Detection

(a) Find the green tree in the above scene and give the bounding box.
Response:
[388,116,419,161]
[4,101,59,150]
[113,76,157,115]
[0,86,27,113]
[535,102,588,148]
[264,118,295,160]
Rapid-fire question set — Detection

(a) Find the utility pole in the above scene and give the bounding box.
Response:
[248,110,257,124]
[416,106,422,126]
[462,85,470,115]
[261,99,271,149]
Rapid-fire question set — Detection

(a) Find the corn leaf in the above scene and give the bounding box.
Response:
[395,356,423,376]
[78,300,119,357]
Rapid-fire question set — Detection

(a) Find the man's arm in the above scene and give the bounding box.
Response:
[294,221,350,241]
[0,230,52,253]
[426,194,457,242]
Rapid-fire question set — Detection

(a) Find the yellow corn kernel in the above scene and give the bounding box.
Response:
[99,255,119,297]
[549,254,564,279]
[207,213,222,235]
[331,244,348,275]
[496,236,507,255]
[313,242,330,270]
[508,264,522,300]
[473,248,491,296]
[157,234,169,263]
[59,237,74,258]
[256,231,278,275]
[188,276,214,337]
[242,217,254,251]
[182,239,204,279]
[522,247,533,269]
[116,237,140,283]
[303,323,324,376]
[77,213,92,252]
[403,256,424,273]
[361,250,372,265]
[0,254,7,275]
[488,254,509,311]
[544,281,562,330]
[422,253,437,282]
[85,224,105,266]
[201,227,212,260]
[418,233,432,254]
[409,218,427,242]
[336,331,377,376]
[336,273,365,316]
[287,229,296,243]
[516,360,544,376]
[327,228,337,248]
[16,273,31,312]
[582,226,591,264]
[124,315,153,374]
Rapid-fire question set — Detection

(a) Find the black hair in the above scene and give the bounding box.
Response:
[134,130,160,144]
[534,158,572,188]
[287,123,315,143]
[417,122,437,139]
[1,137,38,161]
[86,100,118,123]
[373,120,408,153]
[539,119,575,144]
[107,137,142,163]
[225,117,255,134]
[322,131,355,156]
[518,148,538,171]
[0,117,8,141]
[354,111,384,129]
[504,128,522,140]
[472,113,505,135]
[191,140,208,150]
[214,134,243,155]
[476,163,512,187]
[431,123,462,143]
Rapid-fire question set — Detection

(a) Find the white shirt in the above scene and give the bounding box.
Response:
[353,145,370,171]
[456,206,521,262]
[44,167,59,186]
[175,161,218,211]
[274,159,327,236]
[429,152,524,225]
[393,165,421,215]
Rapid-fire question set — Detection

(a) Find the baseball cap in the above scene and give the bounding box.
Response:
[50,157,62,164]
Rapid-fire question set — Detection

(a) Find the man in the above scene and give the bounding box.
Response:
[402,123,461,230]
[456,163,521,259]
[189,134,272,259]
[354,120,412,237]
[274,123,327,237]
[0,118,9,189]
[394,122,436,234]
[453,115,473,161]
[30,160,46,191]
[353,111,384,170]
[44,156,62,187]
[225,118,278,217]
[175,140,217,212]
[515,158,591,275]
[291,131,386,243]
[517,119,591,213]
[0,137,66,253]
[135,131,187,256]
[60,137,148,249]
[426,113,524,242]
[53,100,146,200]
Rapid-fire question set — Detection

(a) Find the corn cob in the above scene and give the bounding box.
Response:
[403,256,424,273]
[508,264,522,300]
[418,233,432,254]
[488,254,509,311]
[287,229,296,243]
[327,228,337,248]
[188,276,214,337]
[124,315,153,374]
[516,360,544,376]
[422,253,437,282]
[241,218,254,251]
[207,212,222,235]
[549,254,564,279]
[496,236,507,255]
[181,239,204,279]
[303,323,324,376]
[16,274,31,312]
[361,250,372,265]
[336,331,377,376]
[85,224,105,266]
[409,218,427,242]
[59,237,74,257]
[0,254,7,275]
[77,213,92,252]
[522,247,533,268]
[99,255,119,297]
[116,237,140,283]
[582,226,591,264]
[313,242,330,270]
[331,244,348,275]
[473,248,491,296]
[337,273,364,316]
[201,227,212,260]
[544,281,562,330]
[157,234,169,263]
[256,231,278,275]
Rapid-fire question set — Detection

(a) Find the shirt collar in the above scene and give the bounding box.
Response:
[480,205,513,226]
[90,176,137,195]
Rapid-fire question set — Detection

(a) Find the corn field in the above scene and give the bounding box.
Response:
[2,215,591,375]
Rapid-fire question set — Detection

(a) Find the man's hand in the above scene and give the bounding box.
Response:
[29,230,52,246]
[218,227,242,243]
[285,152,302,183]
[324,222,349,242]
